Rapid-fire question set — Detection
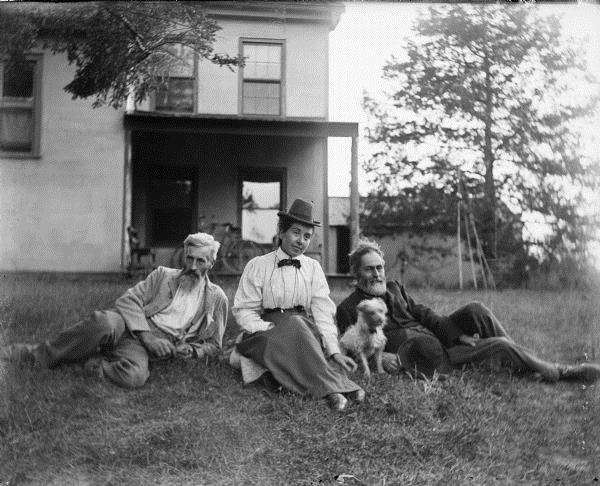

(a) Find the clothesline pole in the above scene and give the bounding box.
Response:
[463,206,477,290]
[457,172,464,290]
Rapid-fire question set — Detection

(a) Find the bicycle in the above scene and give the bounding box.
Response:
[169,222,269,273]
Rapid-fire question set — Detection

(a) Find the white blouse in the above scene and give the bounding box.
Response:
[232,247,340,356]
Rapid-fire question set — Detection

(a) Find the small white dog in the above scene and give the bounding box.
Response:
[340,298,388,379]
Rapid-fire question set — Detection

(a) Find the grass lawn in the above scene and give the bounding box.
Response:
[1,273,599,485]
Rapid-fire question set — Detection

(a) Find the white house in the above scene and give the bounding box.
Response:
[0,1,359,273]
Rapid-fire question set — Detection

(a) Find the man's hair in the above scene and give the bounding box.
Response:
[183,232,220,261]
[348,238,384,276]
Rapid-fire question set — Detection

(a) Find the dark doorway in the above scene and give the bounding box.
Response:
[336,226,350,274]
[147,165,198,246]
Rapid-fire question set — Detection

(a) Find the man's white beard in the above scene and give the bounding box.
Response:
[359,278,387,296]
[180,272,202,292]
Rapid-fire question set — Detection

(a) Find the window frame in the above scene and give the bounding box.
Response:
[0,53,43,158]
[238,38,286,117]
[151,47,198,114]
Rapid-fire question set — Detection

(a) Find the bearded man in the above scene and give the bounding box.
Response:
[336,239,600,383]
[2,232,228,389]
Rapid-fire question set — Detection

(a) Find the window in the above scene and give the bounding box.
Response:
[240,168,286,244]
[241,41,283,116]
[155,45,195,112]
[0,55,42,156]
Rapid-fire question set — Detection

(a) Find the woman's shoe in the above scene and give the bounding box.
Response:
[327,393,348,411]
[347,388,366,402]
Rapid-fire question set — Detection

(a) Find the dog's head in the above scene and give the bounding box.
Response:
[356,298,388,331]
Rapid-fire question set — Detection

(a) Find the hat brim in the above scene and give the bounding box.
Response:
[277,211,321,227]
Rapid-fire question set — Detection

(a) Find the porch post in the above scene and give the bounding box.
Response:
[322,137,330,273]
[121,128,133,272]
[350,135,359,251]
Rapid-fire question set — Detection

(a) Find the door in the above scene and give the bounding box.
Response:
[147,165,198,246]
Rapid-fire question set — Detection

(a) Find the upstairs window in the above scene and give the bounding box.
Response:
[0,55,42,156]
[241,40,283,116]
[155,45,195,113]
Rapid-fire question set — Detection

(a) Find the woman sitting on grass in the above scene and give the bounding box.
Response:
[231,198,364,411]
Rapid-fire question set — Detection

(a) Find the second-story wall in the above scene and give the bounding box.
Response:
[196,19,330,118]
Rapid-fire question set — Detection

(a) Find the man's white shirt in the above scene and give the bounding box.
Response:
[151,277,206,338]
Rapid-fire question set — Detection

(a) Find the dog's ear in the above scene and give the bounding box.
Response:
[356,299,371,313]
[376,298,388,312]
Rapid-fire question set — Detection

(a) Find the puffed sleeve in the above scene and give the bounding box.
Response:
[309,259,341,357]
[232,257,273,333]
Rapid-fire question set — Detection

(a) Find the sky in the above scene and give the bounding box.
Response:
[327,1,600,197]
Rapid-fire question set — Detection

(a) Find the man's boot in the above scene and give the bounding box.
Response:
[0,343,40,366]
[558,363,600,383]
[83,355,106,379]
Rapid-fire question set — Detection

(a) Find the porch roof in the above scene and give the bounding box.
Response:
[123,112,358,138]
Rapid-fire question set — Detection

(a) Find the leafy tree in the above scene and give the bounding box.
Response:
[362,4,600,270]
[0,2,240,108]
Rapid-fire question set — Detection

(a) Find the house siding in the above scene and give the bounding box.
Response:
[0,51,124,271]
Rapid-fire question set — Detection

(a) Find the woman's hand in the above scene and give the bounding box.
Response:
[331,353,357,372]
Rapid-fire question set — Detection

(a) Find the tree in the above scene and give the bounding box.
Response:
[0,2,240,108]
[363,4,600,271]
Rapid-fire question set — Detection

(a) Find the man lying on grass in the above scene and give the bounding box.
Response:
[1,232,228,389]
[336,239,600,383]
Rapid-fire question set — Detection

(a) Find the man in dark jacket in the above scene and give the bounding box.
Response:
[336,239,600,382]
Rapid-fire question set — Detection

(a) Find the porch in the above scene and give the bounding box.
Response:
[122,112,359,274]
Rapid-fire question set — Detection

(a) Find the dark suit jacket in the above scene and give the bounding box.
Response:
[336,281,462,353]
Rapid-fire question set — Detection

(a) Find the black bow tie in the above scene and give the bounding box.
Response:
[278,258,301,269]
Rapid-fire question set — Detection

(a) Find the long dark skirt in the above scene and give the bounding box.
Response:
[236,310,361,398]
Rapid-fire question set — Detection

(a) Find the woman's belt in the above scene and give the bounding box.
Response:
[262,305,305,314]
